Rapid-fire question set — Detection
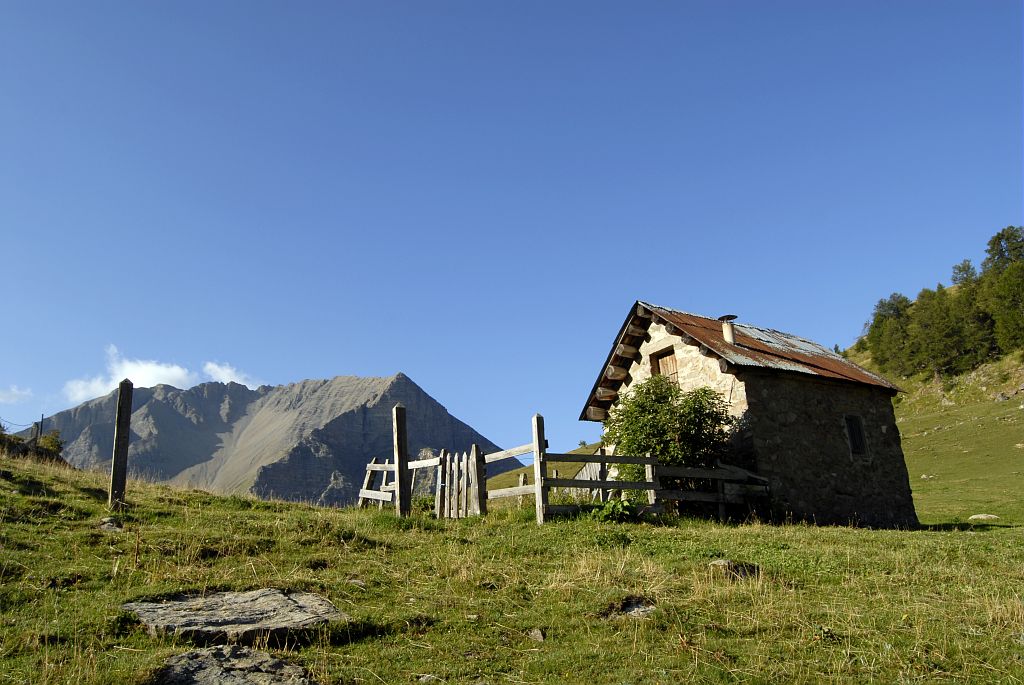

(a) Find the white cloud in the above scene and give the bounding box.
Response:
[63,345,199,403]
[203,361,259,388]
[0,385,32,404]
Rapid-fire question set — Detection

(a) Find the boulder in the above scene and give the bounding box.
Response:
[123,589,346,644]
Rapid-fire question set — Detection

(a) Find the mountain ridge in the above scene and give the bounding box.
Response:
[22,372,506,505]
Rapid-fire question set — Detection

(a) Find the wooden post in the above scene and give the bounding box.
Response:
[645,453,659,506]
[393,404,411,517]
[108,378,133,511]
[434,450,447,519]
[455,452,465,517]
[458,452,467,518]
[532,414,548,525]
[597,448,608,503]
[552,469,559,496]
[471,444,487,516]
[517,473,528,507]
[359,457,378,509]
[378,458,389,510]
[460,451,470,517]
[445,451,453,518]
[450,452,459,518]
[442,450,450,516]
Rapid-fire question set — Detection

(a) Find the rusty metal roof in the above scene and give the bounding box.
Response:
[580,300,898,422]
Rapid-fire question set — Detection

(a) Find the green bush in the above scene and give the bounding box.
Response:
[36,431,64,456]
[602,376,734,503]
[602,375,733,469]
[589,499,637,523]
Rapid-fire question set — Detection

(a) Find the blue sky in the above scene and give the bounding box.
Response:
[1,1,1021,450]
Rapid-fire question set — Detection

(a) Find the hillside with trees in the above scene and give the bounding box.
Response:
[855,226,1024,379]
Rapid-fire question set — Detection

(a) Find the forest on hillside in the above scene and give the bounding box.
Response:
[855,226,1024,379]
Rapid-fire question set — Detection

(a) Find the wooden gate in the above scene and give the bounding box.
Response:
[434,446,486,519]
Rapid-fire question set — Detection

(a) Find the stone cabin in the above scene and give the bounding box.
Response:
[580,301,918,528]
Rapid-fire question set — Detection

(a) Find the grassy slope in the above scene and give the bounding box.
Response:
[1,452,1022,684]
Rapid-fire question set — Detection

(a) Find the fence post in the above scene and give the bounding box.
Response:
[532,414,547,525]
[451,452,460,518]
[517,472,528,507]
[108,378,133,511]
[645,453,659,506]
[471,444,487,516]
[434,449,447,518]
[445,451,453,519]
[717,481,726,522]
[377,459,389,510]
[597,448,608,503]
[359,457,378,509]
[461,451,469,517]
[393,404,411,517]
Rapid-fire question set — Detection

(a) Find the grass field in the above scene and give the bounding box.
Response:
[1,456,1021,684]
[1,355,1022,683]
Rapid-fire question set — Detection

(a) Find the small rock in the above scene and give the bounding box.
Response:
[709,559,760,579]
[527,628,545,642]
[1015,444,1024,450]
[967,514,1000,522]
[465,614,479,621]
[98,517,123,533]
[940,398,955,407]
[346,579,366,589]
[151,645,320,684]
[920,474,935,480]
[622,598,656,618]
[994,392,1011,402]
[417,675,442,683]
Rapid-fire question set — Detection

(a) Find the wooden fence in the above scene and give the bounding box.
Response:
[357,408,769,524]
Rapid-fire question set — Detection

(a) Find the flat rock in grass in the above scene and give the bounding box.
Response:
[600,595,656,619]
[967,514,1000,522]
[151,645,320,685]
[622,598,656,618]
[98,517,123,533]
[709,559,760,579]
[123,589,346,644]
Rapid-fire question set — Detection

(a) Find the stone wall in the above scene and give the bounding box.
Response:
[741,372,918,527]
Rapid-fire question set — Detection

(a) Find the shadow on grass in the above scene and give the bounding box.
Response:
[917,522,1019,532]
[3,472,61,497]
[73,485,109,502]
[126,614,436,650]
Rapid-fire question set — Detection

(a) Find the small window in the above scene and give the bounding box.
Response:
[845,415,867,457]
[652,349,678,383]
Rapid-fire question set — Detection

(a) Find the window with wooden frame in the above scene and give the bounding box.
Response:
[651,348,678,384]
[844,415,868,459]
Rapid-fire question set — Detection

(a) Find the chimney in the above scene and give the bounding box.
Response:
[718,314,737,345]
